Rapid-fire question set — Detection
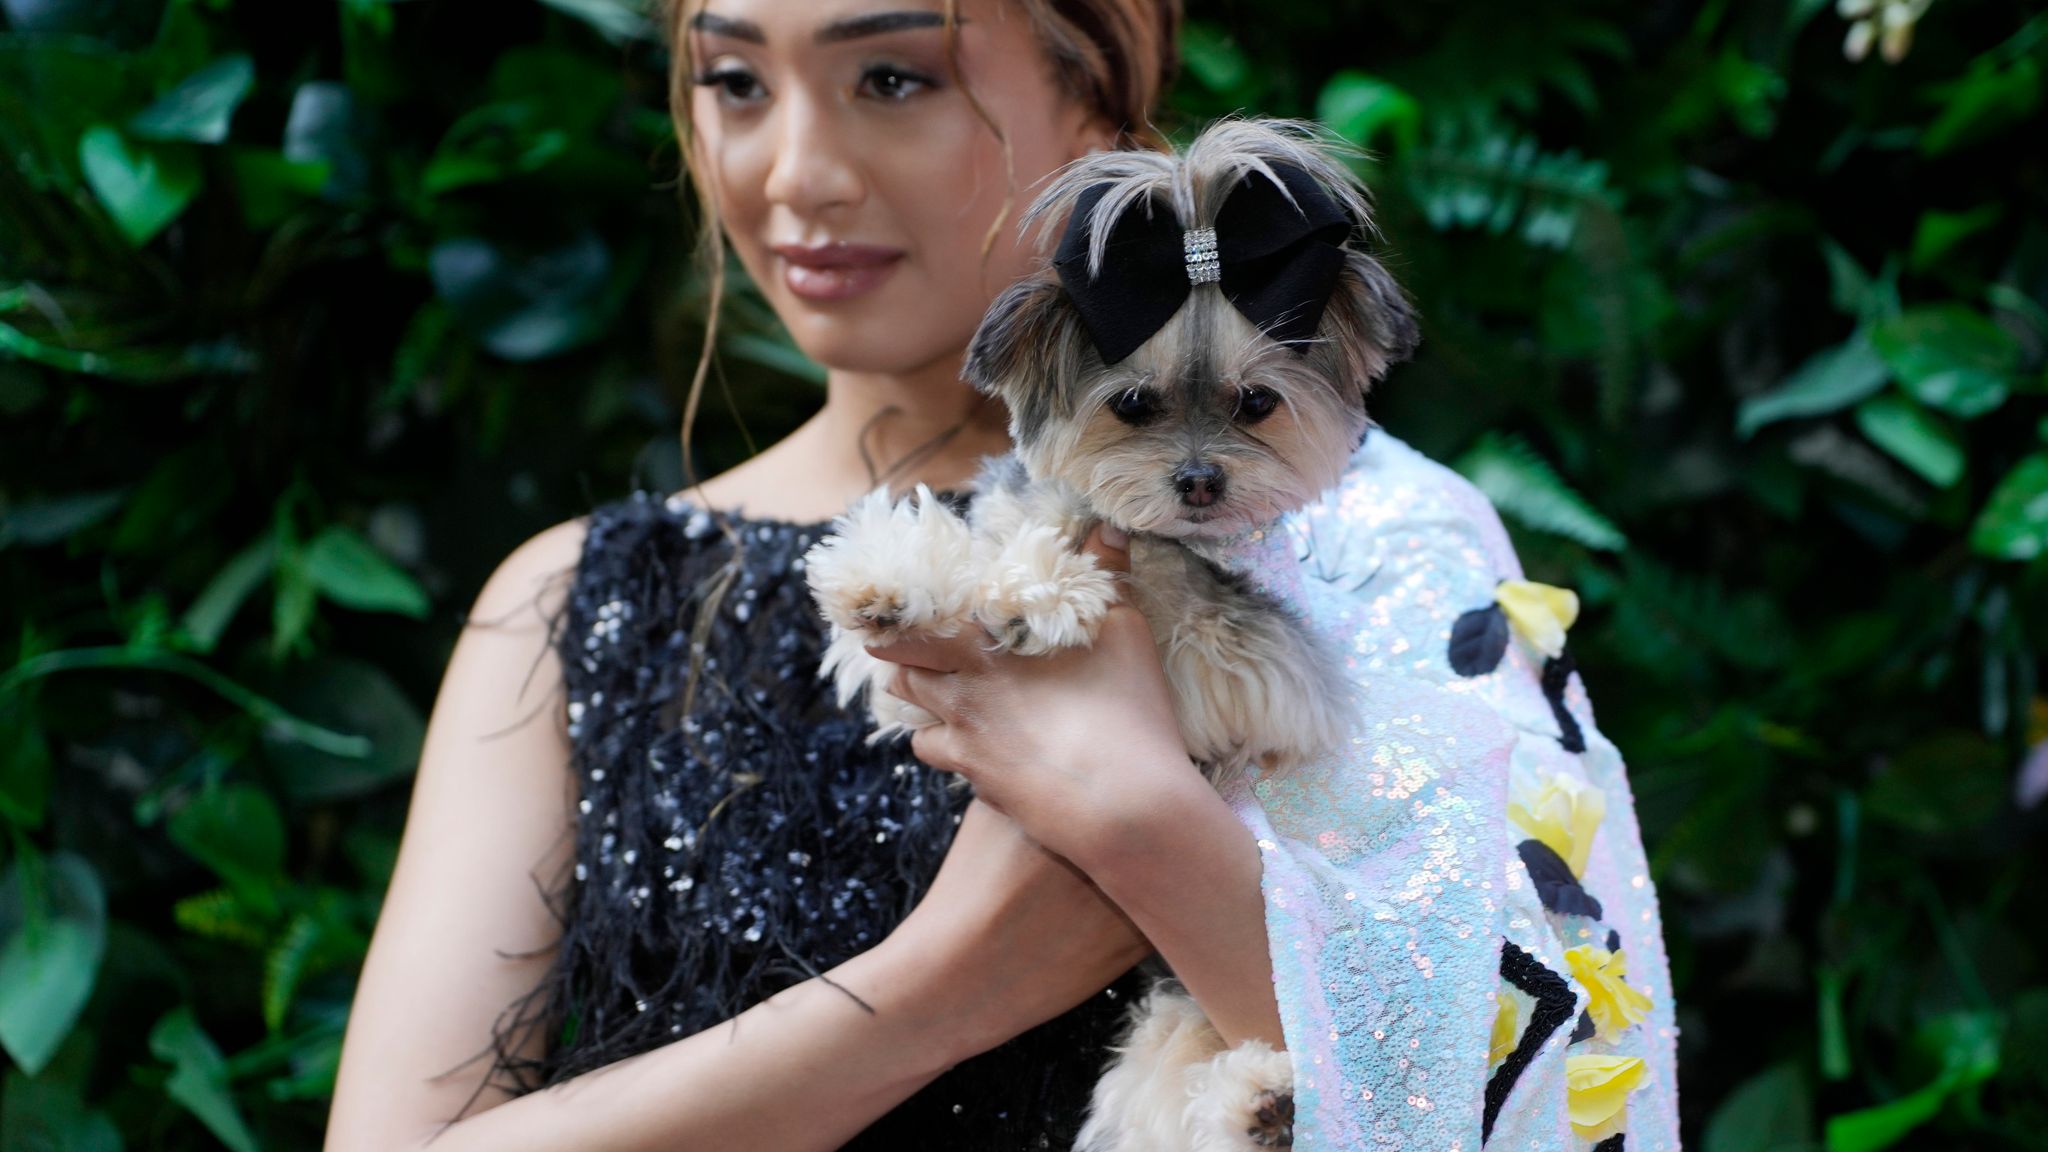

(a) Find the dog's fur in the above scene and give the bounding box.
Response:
[803,118,1419,1151]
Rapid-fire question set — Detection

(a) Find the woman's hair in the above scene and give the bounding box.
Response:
[658,0,1183,491]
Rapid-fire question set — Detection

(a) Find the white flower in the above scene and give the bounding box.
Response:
[1840,0,1933,63]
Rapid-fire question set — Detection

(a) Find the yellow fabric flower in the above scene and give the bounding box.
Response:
[1565,945,1654,1040]
[1489,992,1522,1066]
[1495,580,1580,659]
[1508,771,1607,877]
[1567,1054,1647,1142]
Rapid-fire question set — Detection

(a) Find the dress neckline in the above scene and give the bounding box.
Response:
[645,487,968,535]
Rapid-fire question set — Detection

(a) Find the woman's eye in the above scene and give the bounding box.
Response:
[696,68,765,104]
[1109,387,1158,425]
[1235,385,1281,423]
[858,65,934,101]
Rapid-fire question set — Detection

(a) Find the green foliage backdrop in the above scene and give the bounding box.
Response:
[3,0,2046,1148]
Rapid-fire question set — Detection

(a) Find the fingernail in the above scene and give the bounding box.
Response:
[1100,522,1129,550]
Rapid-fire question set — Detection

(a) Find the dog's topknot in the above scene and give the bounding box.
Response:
[1022,116,1377,280]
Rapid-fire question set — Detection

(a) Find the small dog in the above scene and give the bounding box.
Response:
[804,118,1419,1151]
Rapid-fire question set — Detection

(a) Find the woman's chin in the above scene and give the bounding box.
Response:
[781,316,964,378]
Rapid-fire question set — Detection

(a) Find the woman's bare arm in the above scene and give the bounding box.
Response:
[323,522,966,1152]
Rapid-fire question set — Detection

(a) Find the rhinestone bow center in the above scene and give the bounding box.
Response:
[1183,227,1221,285]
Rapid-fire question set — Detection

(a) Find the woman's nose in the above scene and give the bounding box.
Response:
[762,94,864,216]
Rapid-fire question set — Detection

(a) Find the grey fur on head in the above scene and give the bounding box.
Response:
[964,116,1421,541]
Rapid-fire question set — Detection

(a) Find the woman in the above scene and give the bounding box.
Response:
[324,2,1253,1149]
[324,0,1682,1148]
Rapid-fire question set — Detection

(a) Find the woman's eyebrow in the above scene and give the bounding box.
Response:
[815,10,951,43]
[688,12,766,43]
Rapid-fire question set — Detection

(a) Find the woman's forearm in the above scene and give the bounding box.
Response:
[378,940,961,1152]
[1078,763,1285,1050]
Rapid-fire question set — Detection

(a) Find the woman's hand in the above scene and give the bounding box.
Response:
[866,524,1196,868]
[868,525,1285,1050]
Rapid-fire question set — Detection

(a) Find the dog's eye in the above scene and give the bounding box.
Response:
[1235,385,1281,424]
[1108,387,1158,425]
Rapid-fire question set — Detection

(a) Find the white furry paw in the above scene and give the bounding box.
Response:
[977,521,1120,655]
[803,485,977,642]
[818,628,937,742]
[1186,1042,1296,1152]
[1075,984,1297,1152]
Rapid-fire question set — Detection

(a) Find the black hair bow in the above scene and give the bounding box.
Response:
[1052,162,1354,365]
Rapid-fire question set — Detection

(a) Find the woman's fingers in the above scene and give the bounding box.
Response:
[1079,521,1133,575]
[866,631,976,672]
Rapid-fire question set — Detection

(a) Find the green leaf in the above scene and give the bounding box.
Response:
[263,657,425,803]
[533,0,654,42]
[1870,305,2019,419]
[1317,70,1420,154]
[127,54,254,144]
[1407,119,1613,250]
[0,490,124,550]
[149,1007,261,1152]
[282,82,368,200]
[227,149,330,229]
[1865,731,2007,835]
[167,784,286,913]
[420,102,570,196]
[1,1064,123,1152]
[271,549,318,660]
[1738,333,1890,438]
[1825,1074,1951,1152]
[1821,241,1899,324]
[1910,204,2003,271]
[0,704,52,828]
[1452,431,1628,551]
[77,125,201,247]
[1179,22,1252,98]
[301,525,429,618]
[429,230,621,361]
[1854,392,1962,488]
[1922,55,2042,157]
[183,536,279,654]
[1970,453,2048,561]
[1705,1062,1812,1152]
[0,647,371,757]
[0,852,107,1077]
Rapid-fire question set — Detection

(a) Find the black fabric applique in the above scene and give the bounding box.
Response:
[1570,1009,1596,1045]
[1484,942,1578,1144]
[1594,1135,1627,1152]
[475,492,1149,1149]
[1517,839,1605,920]
[1541,648,1587,753]
[1448,604,1511,676]
[1607,928,1622,952]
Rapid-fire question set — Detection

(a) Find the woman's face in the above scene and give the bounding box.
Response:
[684,0,1112,376]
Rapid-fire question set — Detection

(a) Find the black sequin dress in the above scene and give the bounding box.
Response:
[485,490,1149,1149]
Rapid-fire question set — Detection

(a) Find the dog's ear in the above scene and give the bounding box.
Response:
[964,271,1089,449]
[1323,248,1421,397]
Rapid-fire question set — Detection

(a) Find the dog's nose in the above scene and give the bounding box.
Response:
[1174,463,1226,507]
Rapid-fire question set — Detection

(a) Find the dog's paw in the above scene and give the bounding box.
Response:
[804,486,977,641]
[821,623,940,742]
[979,522,1120,655]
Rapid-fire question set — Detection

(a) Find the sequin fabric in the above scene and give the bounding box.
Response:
[485,491,1149,1148]
[1211,428,1682,1151]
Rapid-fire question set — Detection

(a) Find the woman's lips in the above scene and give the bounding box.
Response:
[771,242,905,302]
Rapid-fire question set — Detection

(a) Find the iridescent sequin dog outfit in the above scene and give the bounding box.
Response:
[488,426,1680,1151]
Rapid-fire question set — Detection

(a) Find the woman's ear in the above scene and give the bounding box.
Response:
[963,273,1088,448]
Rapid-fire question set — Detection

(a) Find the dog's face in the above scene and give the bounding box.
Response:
[966,247,1419,539]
